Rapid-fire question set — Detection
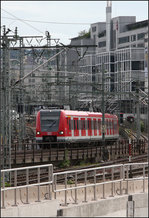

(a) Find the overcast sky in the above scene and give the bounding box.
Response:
[1,1,148,44]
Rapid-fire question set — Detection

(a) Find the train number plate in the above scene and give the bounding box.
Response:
[47,132,52,135]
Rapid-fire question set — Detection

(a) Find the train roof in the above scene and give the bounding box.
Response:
[61,110,117,118]
[62,110,101,116]
[38,109,118,118]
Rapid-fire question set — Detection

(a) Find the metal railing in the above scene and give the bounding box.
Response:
[1,164,53,208]
[1,162,148,208]
[1,139,146,168]
[53,162,148,206]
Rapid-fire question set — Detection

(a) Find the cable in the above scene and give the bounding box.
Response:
[2,15,147,26]
[2,9,44,34]
[2,16,91,25]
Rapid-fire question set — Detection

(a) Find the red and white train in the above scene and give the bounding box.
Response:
[36,109,119,143]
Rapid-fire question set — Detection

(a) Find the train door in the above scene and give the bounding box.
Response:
[67,117,72,137]
[113,120,115,135]
[113,119,118,135]
[98,119,101,136]
[81,118,86,136]
[112,119,114,135]
[74,118,79,137]
[71,117,74,138]
[104,119,107,136]
[109,119,112,135]
[107,119,109,135]
[87,118,92,137]
[117,119,119,135]
[109,119,111,135]
[93,118,97,137]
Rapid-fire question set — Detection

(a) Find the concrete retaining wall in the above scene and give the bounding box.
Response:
[1,200,59,217]
[58,193,148,217]
[1,180,148,217]
[1,192,148,217]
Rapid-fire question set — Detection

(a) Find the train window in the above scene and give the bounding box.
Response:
[69,119,71,130]
[78,120,81,130]
[110,120,113,130]
[71,119,74,130]
[108,120,110,130]
[107,120,109,130]
[74,119,76,130]
[73,119,78,130]
[80,120,83,129]
[85,120,87,130]
[76,119,79,130]
[87,119,92,130]
[82,120,85,130]
[80,119,82,130]
[67,117,68,126]
[114,120,117,131]
[81,120,83,130]
[91,120,93,129]
[93,119,97,130]
[40,110,60,132]
[81,119,85,130]
[98,120,101,130]
[88,120,90,129]
[105,120,107,129]
[85,120,87,129]
[109,120,111,130]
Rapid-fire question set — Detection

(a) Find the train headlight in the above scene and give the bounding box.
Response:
[37,131,40,135]
[59,131,64,135]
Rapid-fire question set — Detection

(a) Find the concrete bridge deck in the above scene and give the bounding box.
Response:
[1,179,148,217]
[1,162,148,217]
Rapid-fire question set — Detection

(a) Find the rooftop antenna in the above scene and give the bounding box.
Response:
[106,1,112,52]
[107,1,112,7]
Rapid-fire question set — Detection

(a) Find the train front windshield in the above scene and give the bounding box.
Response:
[40,110,61,132]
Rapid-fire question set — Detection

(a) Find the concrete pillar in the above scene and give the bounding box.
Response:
[127,195,135,217]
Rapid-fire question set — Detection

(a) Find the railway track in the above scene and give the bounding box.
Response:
[9,153,148,186]
[6,138,146,168]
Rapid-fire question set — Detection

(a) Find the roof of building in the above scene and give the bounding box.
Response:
[126,20,148,31]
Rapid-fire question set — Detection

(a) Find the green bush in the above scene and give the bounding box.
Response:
[67,179,75,185]
[140,121,145,132]
[1,178,11,187]
[58,148,70,168]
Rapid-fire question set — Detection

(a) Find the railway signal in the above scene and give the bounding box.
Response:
[128,129,133,178]
[127,116,135,123]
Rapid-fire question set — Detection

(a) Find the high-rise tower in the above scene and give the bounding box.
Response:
[106,1,112,52]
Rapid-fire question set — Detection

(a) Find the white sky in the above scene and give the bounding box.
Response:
[1,1,148,44]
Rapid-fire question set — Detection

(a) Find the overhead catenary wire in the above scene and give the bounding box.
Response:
[2,8,147,27]
[2,15,146,26]
[1,9,44,34]
[12,48,67,87]
[2,16,91,25]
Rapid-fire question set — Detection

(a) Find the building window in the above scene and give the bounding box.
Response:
[92,26,96,32]
[118,36,129,44]
[137,43,144,47]
[98,41,106,47]
[110,64,114,72]
[31,73,35,77]
[131,35,136,42]
[110,55,114,62]
[131,61,144,70]
[137,33,145,40]
[93,35,96,43]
